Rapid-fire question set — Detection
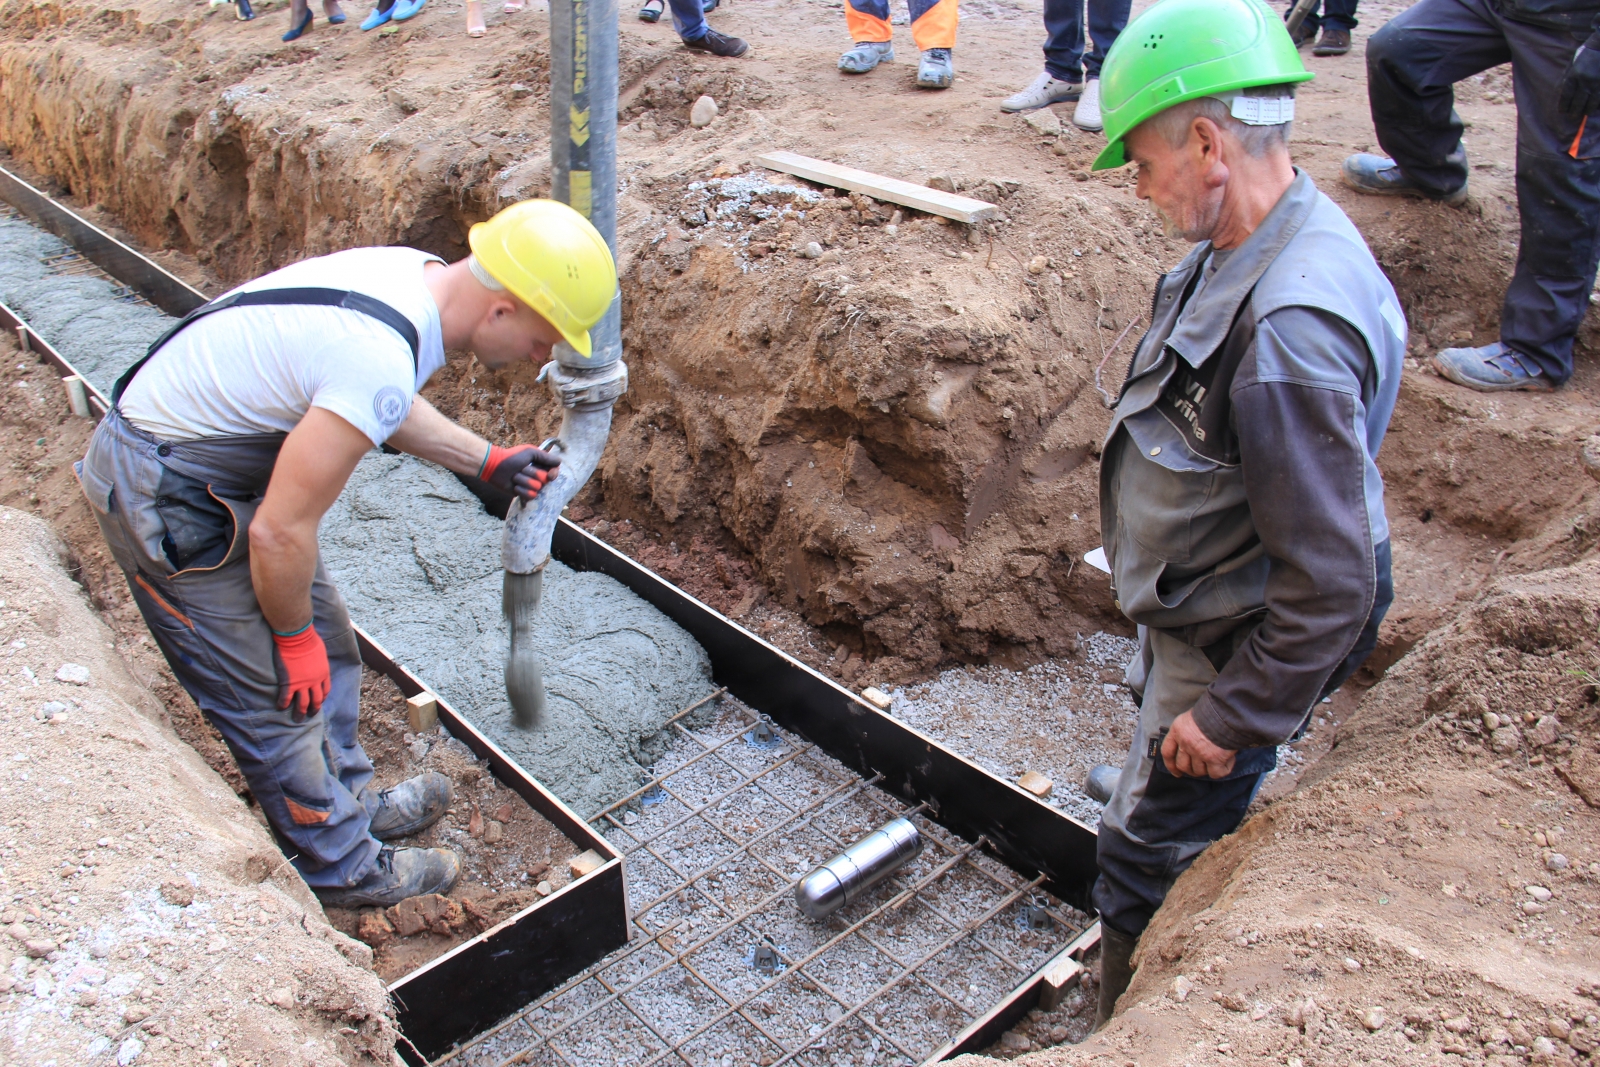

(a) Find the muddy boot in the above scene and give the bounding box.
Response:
[315,847,460,909]
[363,771,453,840]
[1093,924,1138,1031]
[839,41,894,74]
[917,48,955,89]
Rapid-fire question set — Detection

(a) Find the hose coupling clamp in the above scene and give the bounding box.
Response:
[540,359,629,409]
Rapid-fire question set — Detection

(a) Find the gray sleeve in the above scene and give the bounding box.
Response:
[1190,308,1378,751]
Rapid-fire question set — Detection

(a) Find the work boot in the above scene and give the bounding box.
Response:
[1341,153,1468,207]
[1312,26,1351,54]
[683,27,749,57]
[917,48,954,89]
[363,771,453,840]
[315,846,461,909]
[1434,342,1555,393]
[1093,924,1139,1031]
[1001,71,1081,113]
[1289,17,1315,47]
[1073,77,1103,131]
[839,41,894,73]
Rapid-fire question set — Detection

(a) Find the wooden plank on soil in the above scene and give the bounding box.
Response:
[754,151,999,224]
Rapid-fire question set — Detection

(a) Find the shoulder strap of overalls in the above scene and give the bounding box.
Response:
[111,287,422,404]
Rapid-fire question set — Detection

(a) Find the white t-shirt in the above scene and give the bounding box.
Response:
[119,247,448,446]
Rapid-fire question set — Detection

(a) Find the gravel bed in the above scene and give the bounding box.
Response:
[883,633,1140,827]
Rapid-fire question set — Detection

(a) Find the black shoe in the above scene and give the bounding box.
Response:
[1312,26,1351,54]
[237,0,256,19]
[314,846,460,908]
[637,0,662,21]
[683,27,748,57]
[363,771,453,840]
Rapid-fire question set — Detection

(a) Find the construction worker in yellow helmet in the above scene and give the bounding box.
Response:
[77,200,616,909]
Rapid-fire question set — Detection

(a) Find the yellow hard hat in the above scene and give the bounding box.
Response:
[467,199,617,358]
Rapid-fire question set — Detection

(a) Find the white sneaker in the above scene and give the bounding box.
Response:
[1001,71,1082,113]
[1073,78,1103,131]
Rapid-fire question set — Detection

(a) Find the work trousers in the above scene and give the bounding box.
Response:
[1042,0,1131,84]
[76,408,381,889]
[846,0,958,51]
[1367,0,1600,383]
[1283,0,1359,33]
[1092,539,1392,938]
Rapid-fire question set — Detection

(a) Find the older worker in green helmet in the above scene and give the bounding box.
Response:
[1085,0,1405,1028]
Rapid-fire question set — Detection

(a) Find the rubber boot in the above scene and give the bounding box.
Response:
[1093,924,1138,1031]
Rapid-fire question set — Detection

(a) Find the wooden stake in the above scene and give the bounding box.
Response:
[406,691,439,734]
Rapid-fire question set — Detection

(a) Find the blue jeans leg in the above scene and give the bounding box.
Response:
[668,0,707,41]
[1083,0,1129,78]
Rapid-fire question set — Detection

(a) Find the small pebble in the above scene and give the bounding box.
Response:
[1361,1007,1386,1031]
[1547,853,1569,870]
[1343,958,1362,973]
[536,880,553,897]
[1527,885,1553,901]
[54,663,90,686]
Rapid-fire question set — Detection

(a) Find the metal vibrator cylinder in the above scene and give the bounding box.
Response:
[795,817,923,920]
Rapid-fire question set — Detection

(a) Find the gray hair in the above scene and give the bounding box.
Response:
[1147,84,1297,158]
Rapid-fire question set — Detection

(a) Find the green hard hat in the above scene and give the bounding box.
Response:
[1092,0,1314,171]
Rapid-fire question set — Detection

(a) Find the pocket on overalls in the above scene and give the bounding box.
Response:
[151,468,258,576]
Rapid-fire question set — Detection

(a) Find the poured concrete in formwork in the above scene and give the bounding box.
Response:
[321,455,713,817]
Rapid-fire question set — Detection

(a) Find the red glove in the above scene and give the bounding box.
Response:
[272,624,330,716]
[480,444,560,502]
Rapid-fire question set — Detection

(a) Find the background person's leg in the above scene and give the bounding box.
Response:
[1083,0,1130,79]
[1042,0,1086,84]
[1364,0,1510,195]
[667,0,708,42]
[845,0,892,43]
[1496,18,1600,384]
[1321,0,1357,31]
[908,0,957,52]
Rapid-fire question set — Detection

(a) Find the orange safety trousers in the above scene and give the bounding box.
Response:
[845,0,957,49]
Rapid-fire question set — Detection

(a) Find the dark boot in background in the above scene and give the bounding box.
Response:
[1093,924,1139,1031]
[1313,27,1351,54]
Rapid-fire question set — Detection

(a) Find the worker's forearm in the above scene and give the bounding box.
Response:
[386,396,490,476]
[249,518,320,634]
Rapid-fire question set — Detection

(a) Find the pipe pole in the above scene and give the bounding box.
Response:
[501,0,627,730]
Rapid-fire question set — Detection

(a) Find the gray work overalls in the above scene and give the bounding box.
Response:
[76,289,418,889]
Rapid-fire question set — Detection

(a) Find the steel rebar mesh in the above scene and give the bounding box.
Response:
[441,695,1088,1067]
